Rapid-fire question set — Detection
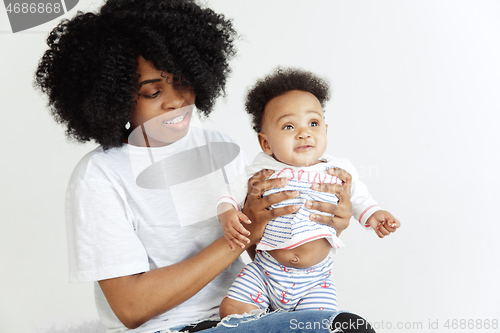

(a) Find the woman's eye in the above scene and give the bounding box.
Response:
[143,91,160,98]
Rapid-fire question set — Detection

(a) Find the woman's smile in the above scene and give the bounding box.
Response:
[159,107,192,131]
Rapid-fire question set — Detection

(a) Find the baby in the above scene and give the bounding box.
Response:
[217,68,400,318]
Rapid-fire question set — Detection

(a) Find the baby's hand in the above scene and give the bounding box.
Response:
[217,203,252,250]
[366,210,401,238]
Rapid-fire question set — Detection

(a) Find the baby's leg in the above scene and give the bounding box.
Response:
[219,297,260,318]
[219,262,270,318]
[294,280,337,311]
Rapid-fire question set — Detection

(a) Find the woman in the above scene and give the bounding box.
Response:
[35,0,373,332]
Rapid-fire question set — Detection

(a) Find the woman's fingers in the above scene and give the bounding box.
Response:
[248,177,290,198]
[312,178,351,209]
[243,169,312,245]
[328,167,352,188]
[312,183,343,196]
[309,212,334,225]
[323,168,352,203]
[246,169,277,194]
[267,203,300,218]
[306,197,352,236]
[306,199,337,215]
[306,199,352,220]
[246,173,299,212]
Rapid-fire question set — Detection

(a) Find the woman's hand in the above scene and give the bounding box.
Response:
[305,167,353,236]
[241,169,300,246]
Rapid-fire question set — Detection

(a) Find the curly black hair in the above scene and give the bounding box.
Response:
[245,67,331,133]
[34,0,237,149]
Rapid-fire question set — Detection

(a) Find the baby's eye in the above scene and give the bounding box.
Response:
[310,121,319,127]
[283,124,294,130]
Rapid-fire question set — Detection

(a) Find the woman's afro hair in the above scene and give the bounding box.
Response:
[245,67,331,133]
[34,0,237,149]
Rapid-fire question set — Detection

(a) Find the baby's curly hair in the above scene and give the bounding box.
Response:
[245,67,331,133]
[35,0,236,149]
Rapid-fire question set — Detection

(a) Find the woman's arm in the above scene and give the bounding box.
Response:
[99,170,299,330]
[305,167,353,236]
[99,237,243,329]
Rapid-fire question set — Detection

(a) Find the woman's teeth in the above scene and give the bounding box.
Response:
[163,113,185,124]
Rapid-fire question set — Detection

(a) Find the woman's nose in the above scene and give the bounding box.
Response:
[161,87,185,110]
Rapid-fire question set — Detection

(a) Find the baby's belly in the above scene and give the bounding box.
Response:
[267,238,331,268]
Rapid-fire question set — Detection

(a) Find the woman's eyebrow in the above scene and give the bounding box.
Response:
[138,78,162,88]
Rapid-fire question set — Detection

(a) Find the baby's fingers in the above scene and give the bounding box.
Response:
[232,233,250,249]
[377,222,391,238]
[233,221,251,237]
[225,230,248,249]
[384,217,401,233]
[227,225,250,248]
[373,226,386,238]
[237,212,252,225]
[223,234,236,250]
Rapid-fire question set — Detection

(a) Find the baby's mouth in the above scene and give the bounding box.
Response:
[295,145,314,151]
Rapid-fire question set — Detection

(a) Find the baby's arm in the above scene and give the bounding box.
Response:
[366,210,401,238]
[217,202,252,250]
[338,159,401,238]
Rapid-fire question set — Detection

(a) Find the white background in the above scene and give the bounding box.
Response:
[1,1,499,332]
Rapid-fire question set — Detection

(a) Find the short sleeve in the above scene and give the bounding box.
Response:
[66,179,150,282]
[217,172,248,212]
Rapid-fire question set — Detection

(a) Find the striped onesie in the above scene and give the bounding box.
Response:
[218,152,381,311]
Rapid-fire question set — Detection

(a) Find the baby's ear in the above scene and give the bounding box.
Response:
[258,132,273,156]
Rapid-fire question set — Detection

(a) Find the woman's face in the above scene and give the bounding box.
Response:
[129,56,196,147]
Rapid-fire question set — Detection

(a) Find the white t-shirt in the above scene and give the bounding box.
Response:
[66,127,247,333]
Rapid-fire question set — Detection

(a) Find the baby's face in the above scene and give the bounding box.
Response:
[258,90,328,167]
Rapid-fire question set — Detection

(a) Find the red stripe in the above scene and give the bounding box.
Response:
[220,196,240,211]
[282,234,333,249]
[359,205,378,224]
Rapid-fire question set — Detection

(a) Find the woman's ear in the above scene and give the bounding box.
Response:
[258,132,273,156]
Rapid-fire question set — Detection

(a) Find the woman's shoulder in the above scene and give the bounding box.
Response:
[68,145,129,186]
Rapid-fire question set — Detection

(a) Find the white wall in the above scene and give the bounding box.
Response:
[1,1,499,332]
